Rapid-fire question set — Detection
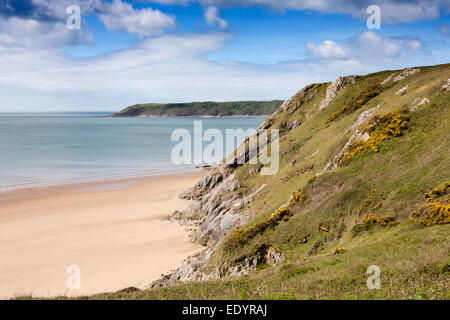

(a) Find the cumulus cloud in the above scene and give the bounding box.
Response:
[307,31,422,61]
[0,15,93,48]
[306,40,348,59]
[150,0,450,24]
[98,0,175,37]
[0,0,102,21]
[0,31,381,110]
[0,0,176,44]
[0,28,430,111]
[0,0,441,111]
[204,6,228,29]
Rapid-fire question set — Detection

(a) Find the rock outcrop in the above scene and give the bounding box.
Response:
[150,244,284,289]
[319,75,358,110]
[348,105,380,132]
[442,78,450,91]
[322,129,364,173]
[410,97,430,112]
[393,68,420,82]
[276,83,320,115]
[382,68,420,85]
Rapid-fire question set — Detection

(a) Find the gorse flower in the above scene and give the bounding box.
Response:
[227,207,292,248]
[411,182,450,226]
[340,110,410,165]
[424,182,449,202]
[363,213,399,226]
[289,192,307,207]
[327,83,383,122]
[358,189,382,215]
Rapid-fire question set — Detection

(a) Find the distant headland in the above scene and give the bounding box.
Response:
[112,100,283,117]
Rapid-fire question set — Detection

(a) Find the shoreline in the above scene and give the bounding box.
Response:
[0,170,205,299]
[110,114,270,118]
[0,169,202,203]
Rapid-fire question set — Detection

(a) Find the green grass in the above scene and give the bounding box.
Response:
[25,63,450,301]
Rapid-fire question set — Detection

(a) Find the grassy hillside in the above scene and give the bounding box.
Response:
[50,64,450,300]
[113,100,283,117]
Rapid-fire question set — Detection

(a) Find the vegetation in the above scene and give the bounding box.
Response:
[410,182,450,226]
[25,63,450,300]
[327,83,384,121]
[113,100,283,117]
[340,110,410,165]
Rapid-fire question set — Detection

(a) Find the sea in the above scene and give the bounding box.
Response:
[0,112,264,191]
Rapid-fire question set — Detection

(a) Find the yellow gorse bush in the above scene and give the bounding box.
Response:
[227,207,292,248]
[424,181,449,202]
[358,189,382,214]
[289,192,307,207]
[340,110,410,165]
[336,210,346,217]
[411,182,450,226]
[363,213,399,226]
[357,189,399,226]
[327,83,383,122]
[226,185,312,248]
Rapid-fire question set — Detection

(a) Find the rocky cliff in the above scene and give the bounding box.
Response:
[143,63,450,299]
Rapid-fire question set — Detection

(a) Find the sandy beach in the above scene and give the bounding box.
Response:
[0,171,205,299]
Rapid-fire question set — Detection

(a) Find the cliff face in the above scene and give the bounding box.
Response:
[146,64,450,299]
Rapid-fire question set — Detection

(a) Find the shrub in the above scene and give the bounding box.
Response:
[358,189,382,215]
[336,211,346,217]
[410,182,450,226]
[288,192,307,207]
[363,213,399,226]
[425,182,449,202]
[334,247,346,255]
[340,110,410,165]
[227,207,292,248]
[327,83,383,121]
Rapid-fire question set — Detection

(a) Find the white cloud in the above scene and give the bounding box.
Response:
[0,16,93,48]
[155,0,450,24]
[98,0,176,37]
[307,31,422,61]
[306,40,348,59]
[204,6,228,29]
[0,1,440,111]
[0,0,176,41]
[0,32,378,110]
[0,28,429,111]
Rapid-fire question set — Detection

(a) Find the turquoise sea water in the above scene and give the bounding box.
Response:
[0,113,264,191]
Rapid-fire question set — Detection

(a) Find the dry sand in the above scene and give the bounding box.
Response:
[0,171,205,299]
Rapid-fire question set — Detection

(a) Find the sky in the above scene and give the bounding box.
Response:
[0,0,449,111]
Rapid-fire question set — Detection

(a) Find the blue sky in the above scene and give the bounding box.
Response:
[0,0,449,111]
